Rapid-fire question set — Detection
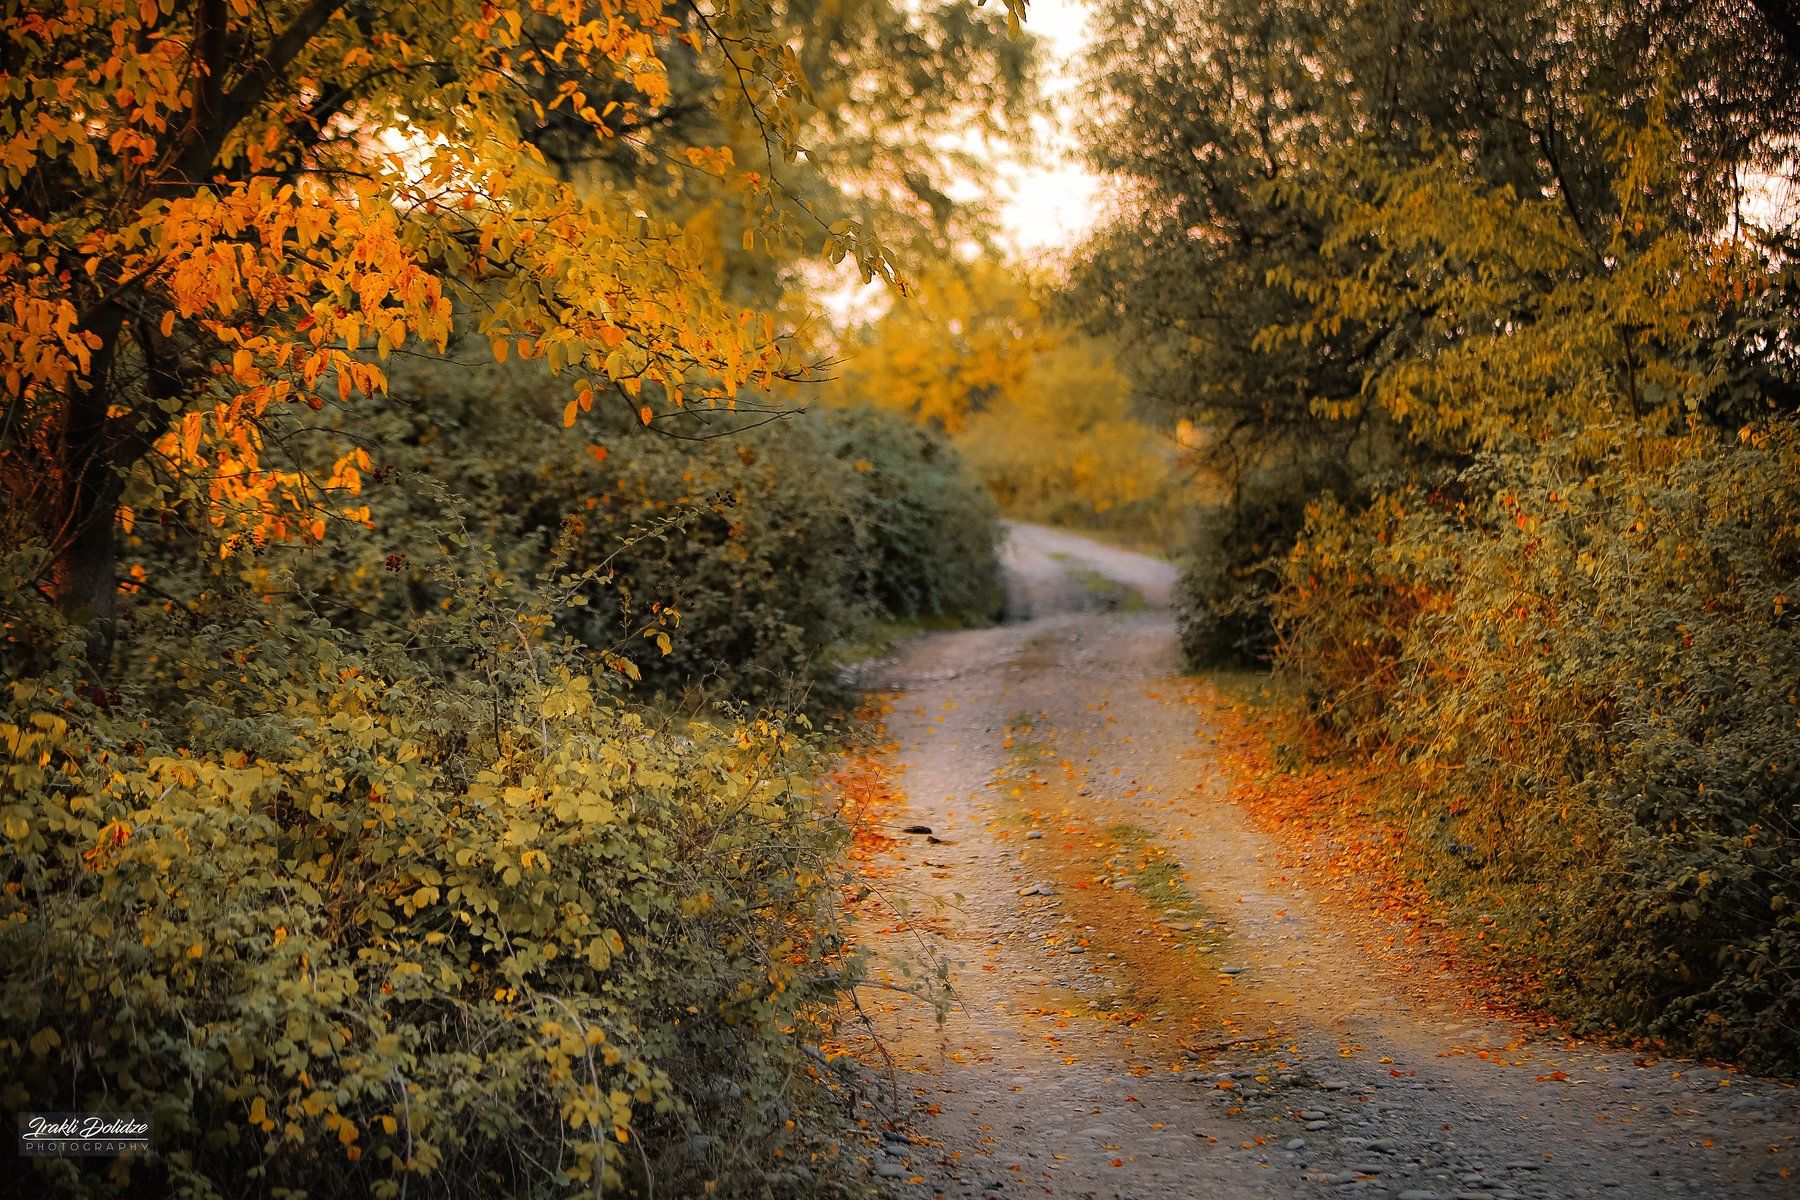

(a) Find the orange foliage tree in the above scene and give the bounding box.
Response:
[1,0,1018,657]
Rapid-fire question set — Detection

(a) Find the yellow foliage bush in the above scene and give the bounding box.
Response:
[958,341,1180,539]
[1,570,856,1198]
[839,260,1185,544]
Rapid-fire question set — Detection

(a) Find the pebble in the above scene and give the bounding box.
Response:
[1286,1138,1308,1150]
[875,1159,906,1178]
[1306,1120,1330,1131]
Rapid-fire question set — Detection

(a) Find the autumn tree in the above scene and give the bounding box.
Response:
[836,258,1044,434]
[0,0,1027,667]
[1071,0,1800,660]
[833,256,1186,538]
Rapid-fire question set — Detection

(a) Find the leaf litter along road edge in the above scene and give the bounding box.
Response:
[831,524,1798,1200]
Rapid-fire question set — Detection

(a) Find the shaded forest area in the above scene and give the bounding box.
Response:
[1068,0,1800,1068]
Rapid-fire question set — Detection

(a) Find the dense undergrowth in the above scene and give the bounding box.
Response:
[3,584,854,1197]
[287,351,1001,712]
[1272,429,1800,1069]
[0,347,1001,1197]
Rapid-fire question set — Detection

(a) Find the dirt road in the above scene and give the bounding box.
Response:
[847,524,1797,1200]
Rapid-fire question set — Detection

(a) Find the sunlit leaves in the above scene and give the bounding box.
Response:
[0,608,850,1192]
[1,0,981,592]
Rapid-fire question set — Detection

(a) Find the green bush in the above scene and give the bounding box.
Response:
[1176,496,1300,668]
[812,405,1002,626]
[266,352,999,712]
[1175,457,1361,668]
[0,563,858,1199]
[1274,427,1800,1068]
[544,403,999,708]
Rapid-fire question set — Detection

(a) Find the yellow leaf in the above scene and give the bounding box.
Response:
[638,406,653,426]
[563,400,579,427]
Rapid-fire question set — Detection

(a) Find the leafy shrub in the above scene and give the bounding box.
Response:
[955,342,1183,547]
[1176,497,1298,668]
[812,405,1002,626]
[547,413,878,709]
[0,563,858,1198]
[1175,456,1362,668]
[544,403,1000,707]
[1274,426,1800,1068]
[244,350,999,712]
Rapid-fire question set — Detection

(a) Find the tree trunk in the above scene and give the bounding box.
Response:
[51,303,127,672]
[50,466,124,669]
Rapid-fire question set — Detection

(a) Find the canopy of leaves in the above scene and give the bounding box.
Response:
[0,0,1030,658]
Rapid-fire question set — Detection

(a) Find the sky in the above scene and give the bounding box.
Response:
[819,0,1104,326]
[994,0,1106,254]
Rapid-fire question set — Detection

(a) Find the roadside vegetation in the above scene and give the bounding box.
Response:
[6,6,1798,1200]
[1070,0,1799,1069]
[0,2,1022,1196]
